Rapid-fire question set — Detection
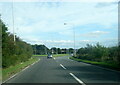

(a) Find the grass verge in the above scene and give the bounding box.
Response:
[53,54,69,57]
[33,54,69,57]
[0,68,2,84]
[70,57,120,71]
[33,55,47,57]
[2,57,39,82]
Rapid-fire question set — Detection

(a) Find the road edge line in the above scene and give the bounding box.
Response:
[2,59,40,83]
[69,58,120,73]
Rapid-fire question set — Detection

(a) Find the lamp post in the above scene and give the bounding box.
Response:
[12,0,16,43]
[64,23,76,57]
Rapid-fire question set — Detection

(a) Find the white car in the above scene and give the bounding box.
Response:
[71,54,73,56]
[47,54,53,58]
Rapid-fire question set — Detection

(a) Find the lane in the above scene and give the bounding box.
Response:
[55,56,120,83]
[4,55,120,84]
[5,56,78,83]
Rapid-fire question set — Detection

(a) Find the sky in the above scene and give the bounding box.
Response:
[0,0,119,48]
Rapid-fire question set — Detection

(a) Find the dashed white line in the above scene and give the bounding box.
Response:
[60,64,66,70]
[69,73,86,85]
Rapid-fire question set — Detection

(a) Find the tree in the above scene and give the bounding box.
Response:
[57,48,61,54]
[76,42,119,64]
[32,45,49,55]
[51,47,57,54]
[68,48,74,54]
[1,19,33,68]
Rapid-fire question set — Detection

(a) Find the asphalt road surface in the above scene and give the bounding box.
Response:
[4,55,120,84]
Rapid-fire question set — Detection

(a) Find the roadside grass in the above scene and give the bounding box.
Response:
[33,55,47,57]
[0,68,2,84]
[33,54,69,57]
[70,57,120,71]
[53,54,69,57]
[2,57,39,82]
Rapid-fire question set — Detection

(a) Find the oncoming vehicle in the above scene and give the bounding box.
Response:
[71,53,73,56]
[47,54,53,59]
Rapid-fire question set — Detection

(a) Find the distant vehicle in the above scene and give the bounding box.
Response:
[71,53,73,56]
[47,54,53,59]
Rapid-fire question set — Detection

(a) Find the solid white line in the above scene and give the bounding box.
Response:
[69,73,86,85]
[3,59,40,83]
[60,64,66,69]
[68,57,74,61]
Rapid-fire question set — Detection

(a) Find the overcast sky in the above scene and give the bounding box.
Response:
[0,0,118,48]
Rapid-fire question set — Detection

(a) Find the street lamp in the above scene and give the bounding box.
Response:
[64,23,76,57]
[12,0,16,43]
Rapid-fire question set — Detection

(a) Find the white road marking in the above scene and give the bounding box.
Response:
[68,57,73,61]
[60,64,66,70]
[53,58,55,60]
[3,59,40,83]
[69,73,86,85]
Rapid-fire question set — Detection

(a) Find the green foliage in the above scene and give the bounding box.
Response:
[57,48,61,54]
[1,19,33,68]
[32,44,49,55]
[32,45,72,55]
[53,54,69,57]
[76,43,120,65]
[68,48,74,54]
[50,47,71,54]
[70,57,120,70]
[3,57,39,81]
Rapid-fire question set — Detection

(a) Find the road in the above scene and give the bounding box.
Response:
[4,55,120,84]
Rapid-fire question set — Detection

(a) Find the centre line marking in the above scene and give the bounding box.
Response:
[69,73,86,85]
[60,64,66,69]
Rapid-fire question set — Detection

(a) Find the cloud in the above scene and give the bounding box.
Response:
[0,1,118,48]
[80,31,110,37]
[95,2,118,8]
[0,0,118,2]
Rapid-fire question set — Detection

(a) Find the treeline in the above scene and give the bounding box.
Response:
[76,43,120,65]
[32,44,50,55]
[32,45,74,55]
[31,42,75,55]
[1,19,33,68]
[50,47,74,54]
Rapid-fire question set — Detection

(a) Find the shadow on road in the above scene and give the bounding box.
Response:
[63,65,120,83]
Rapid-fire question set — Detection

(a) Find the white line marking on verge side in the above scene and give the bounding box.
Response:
[68,57,73,61]
[60,64,66,70]
[3,59,40,83]
[69,73,86,85]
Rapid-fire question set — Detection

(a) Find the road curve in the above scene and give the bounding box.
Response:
[4,56,120,84]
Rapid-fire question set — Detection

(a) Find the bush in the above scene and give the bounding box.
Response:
[1,19,33,68]
[76,43,119,64]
